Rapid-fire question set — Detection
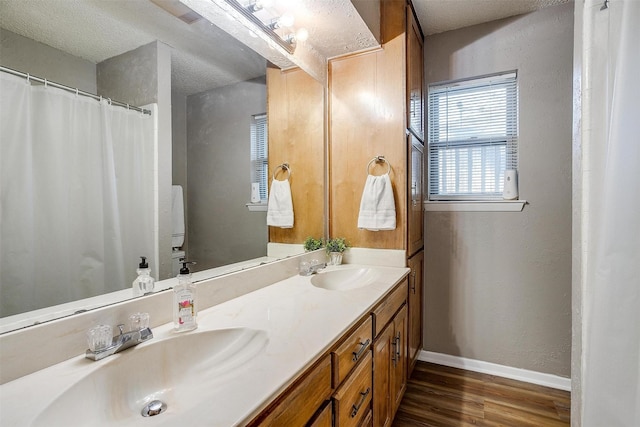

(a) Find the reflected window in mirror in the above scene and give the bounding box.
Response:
[250,113,269,203]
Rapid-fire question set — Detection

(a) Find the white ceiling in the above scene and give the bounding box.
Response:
[0,0,570,95]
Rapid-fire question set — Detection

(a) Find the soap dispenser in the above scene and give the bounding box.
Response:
[132,256,155,296]
[173,261,197,332]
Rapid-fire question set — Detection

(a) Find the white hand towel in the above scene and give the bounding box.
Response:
[171,185,185,248]
[357,174,396,231]
[267,179,294,228]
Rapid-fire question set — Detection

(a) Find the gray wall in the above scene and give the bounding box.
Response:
[97,41,173,280]
[187,77,268,271]
[172,89,189,255]
[0,28,96,93]
[423,3,574,377]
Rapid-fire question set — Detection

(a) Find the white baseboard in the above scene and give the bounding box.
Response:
[418,350,571,392]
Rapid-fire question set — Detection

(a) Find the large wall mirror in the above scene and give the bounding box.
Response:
[0,0,328,332]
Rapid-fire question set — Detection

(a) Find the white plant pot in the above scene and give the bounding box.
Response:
[329,252,343,266]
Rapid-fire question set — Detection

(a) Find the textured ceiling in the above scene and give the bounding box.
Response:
[412,0,571,36]
[0,0,570,95]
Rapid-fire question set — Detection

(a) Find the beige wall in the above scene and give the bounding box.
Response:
[423,3,574,377]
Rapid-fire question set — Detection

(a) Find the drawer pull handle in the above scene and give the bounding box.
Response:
[352,339,371,362]
[350,387,371,418]
[395,333,401,359]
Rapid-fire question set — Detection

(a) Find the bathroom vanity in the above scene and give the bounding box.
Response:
[0,260,410,426]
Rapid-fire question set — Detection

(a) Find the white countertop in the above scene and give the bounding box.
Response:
[0,264,409,426]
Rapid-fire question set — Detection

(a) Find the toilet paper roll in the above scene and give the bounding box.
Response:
[503,169,518,200]
[251,183,261,203]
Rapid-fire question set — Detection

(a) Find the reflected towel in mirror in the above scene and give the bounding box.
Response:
[267,179,294,228]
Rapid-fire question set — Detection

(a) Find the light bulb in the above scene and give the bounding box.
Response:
[295,28,308,42]
[279,13,294,28]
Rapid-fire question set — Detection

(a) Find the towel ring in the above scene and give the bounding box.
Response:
[366,156,391,176]
[273,163,291,180]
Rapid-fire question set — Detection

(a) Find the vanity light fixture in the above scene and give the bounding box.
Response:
[267,13,294,30]
[246,0,271,13]
[223,0,297,53]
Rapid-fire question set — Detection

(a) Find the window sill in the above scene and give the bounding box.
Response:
[246,203,267,212]
[424,200,526,212]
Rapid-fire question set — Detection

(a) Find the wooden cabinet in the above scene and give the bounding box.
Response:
[373,305,407,427]
[406,4,424,140]
[372,279,408,427]
[407,133,424,257]
[247,278,410,427]
[407,250,424,376]
[248,355,332,426]
[309,402,333,427]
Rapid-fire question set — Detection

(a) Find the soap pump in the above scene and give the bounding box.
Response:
[173,261,197,332]
[132,256,155,296]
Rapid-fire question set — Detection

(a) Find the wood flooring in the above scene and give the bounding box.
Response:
[392,361,570,427]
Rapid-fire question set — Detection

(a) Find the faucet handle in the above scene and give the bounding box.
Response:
[87,324,113,352]
[129,312,150,331]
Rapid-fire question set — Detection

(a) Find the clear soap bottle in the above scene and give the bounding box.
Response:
[173,261,197,332]
[132,256,155,296]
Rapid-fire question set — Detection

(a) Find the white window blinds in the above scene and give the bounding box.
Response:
[250,113,268,202]
[428,71,518,200]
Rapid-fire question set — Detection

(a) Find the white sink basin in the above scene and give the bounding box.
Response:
[32,327,268,426]
[310,267,381,291]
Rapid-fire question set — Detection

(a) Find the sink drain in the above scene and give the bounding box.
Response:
[141,400,167,417]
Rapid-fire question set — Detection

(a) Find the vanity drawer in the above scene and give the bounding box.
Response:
[372,279,408,337]
[249,355,332,426]
[333,350,373,427]
[332,316,373,387]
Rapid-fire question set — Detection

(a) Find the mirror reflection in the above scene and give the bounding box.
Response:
[0,0,324,328]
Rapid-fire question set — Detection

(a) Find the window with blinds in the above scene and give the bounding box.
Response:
[250,113,268,202]
[427,71,518,200]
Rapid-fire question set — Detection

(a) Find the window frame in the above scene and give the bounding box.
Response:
[427,71,518,202]
[250,113,268,204]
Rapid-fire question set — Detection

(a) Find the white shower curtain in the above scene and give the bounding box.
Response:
[582,0,640,425]
[0,73,155,317]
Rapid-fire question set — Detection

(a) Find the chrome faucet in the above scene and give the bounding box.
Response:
[85,320,153,361]
[309,262,327,274]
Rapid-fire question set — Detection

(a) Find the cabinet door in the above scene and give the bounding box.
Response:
[406,5,424,140]
[407,133,424,257]
[407,250,424,376]
[391,305,407,417]
[373,322,394,427]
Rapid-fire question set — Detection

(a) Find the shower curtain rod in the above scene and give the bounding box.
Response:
[0,66,151,116]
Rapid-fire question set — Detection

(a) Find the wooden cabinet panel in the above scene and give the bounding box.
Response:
[372,279,408,337]
[333,351,373,427]
[407,134,424,257]
[373,299,407,427]
[328,36,406,251]
[406,5,424,140]
[391,305,407,416]
[267,66,324,244]
[373,322,394,427]
[249,355,332,426]
[359,409,373,427]
[407,250,424,375]
[309,401,333,427]
[333,316,373,387]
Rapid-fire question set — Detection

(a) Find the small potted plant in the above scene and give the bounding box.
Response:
[325,237,350,265]
[303,236,324,252]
